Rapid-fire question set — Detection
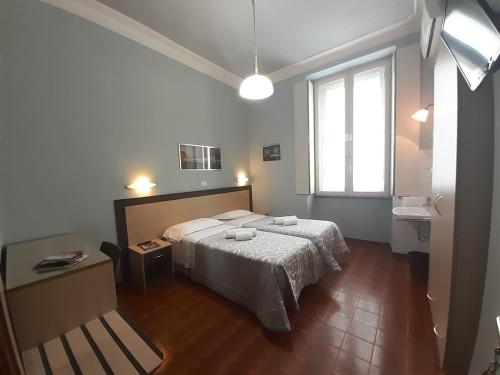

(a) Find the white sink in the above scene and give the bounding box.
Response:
[392,206,431,221]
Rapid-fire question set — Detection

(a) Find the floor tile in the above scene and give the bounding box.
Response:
[357,298,382,314]
[378,315,407,331]
[329,301,356,319]
[334,350,370,375]
[335,291,360,307]
[371,345,407,375]
[348,320,377,343]
[353,308,380,328]
[341,333,374,362]
[339,284,363,296]
[299,323,345,350]
[281,336,338,375]
[324,313,351,331]
[368,365,383,375]
[375,328,407,352]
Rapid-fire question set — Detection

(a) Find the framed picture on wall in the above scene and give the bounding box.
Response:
[263,144,281,161]
[179,144,221,170]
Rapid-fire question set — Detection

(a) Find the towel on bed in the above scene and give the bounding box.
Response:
[274,216,298,226]
[224,228,257,239]
[235,231,254,241]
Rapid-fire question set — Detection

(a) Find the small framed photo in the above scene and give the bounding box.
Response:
[263,144,281,161]
[178,144,221,170]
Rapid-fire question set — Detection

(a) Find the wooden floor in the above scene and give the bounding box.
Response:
[118,239,442,375]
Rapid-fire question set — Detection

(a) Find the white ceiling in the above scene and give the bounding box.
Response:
[96,0,416,78]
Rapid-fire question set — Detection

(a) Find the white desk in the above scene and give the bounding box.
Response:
[6,233,117,351]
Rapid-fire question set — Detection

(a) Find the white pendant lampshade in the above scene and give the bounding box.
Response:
[239,74,274,100]
[239,0,274,100]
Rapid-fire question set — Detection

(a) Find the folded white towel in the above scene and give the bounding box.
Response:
[225,228,257,239]
[246,228,257,236]
[235,231,253,241]
[273,217,285,224]
[282,216,298,226]
[224,229,239,239]
[274,216,298,226]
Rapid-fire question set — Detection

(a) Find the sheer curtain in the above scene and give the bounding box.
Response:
[352,65,387,193]
[316,77,346,193]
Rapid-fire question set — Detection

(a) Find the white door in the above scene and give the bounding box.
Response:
[428,44,458,366]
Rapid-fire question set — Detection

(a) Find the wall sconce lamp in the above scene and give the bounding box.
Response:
[236,173,250,186]
[126,176,157,193]
[412,104,434,123]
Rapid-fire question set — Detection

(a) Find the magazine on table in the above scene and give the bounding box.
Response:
[137,241,160,251]
[34,250,88,272]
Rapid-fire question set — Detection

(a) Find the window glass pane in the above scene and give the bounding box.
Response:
[352,66,386,193]
[317,78,346,192]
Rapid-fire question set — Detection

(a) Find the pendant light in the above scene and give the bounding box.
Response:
[239,0,274,100]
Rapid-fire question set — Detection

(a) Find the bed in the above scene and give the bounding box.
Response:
[165,219,325,331]
[213,210,349,271]
[113,186,346,332]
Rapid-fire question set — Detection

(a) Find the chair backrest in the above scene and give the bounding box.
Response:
[100,241,121,283]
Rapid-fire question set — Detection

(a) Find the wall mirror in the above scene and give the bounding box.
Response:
[178,144,221,170]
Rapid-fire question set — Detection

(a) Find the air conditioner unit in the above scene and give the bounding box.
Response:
[420,0,444,59]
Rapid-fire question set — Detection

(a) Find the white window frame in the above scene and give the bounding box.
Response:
[313,57,393,197]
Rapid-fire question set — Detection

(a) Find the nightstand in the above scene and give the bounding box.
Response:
[128,239,174,294]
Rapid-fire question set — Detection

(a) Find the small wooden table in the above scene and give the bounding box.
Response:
[128,239,174,294]
[5,233,117,351]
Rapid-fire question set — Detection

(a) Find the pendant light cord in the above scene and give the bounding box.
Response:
[251,0,258,74]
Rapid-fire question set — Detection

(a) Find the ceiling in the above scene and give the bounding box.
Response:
[96,0,416,78]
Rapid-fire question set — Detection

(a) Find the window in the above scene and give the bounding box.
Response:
[314,58,392,196]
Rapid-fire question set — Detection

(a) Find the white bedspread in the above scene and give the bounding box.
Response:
[223,214,265,227]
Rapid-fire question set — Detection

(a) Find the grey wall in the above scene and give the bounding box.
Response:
[247,37,424,243]
[308,196,393,242]
[1,0,250,247]
[469,72,500,375]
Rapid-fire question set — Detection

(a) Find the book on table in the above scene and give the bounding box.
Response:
[137,241,160,251]
[34,250,88,272]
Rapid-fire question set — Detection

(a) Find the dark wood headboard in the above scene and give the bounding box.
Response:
[114,185,253,252]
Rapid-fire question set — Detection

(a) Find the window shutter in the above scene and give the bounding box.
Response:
[294,80,315,194]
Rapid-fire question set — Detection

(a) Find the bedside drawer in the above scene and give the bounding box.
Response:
[144,248,172,280]
[128,239,174,294]
[143,248,169,265]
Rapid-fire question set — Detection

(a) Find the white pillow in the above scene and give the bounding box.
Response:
[213,210,253,220]
[163,218,223,242]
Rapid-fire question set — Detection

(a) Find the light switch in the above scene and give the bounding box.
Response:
[201,181,207,187]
